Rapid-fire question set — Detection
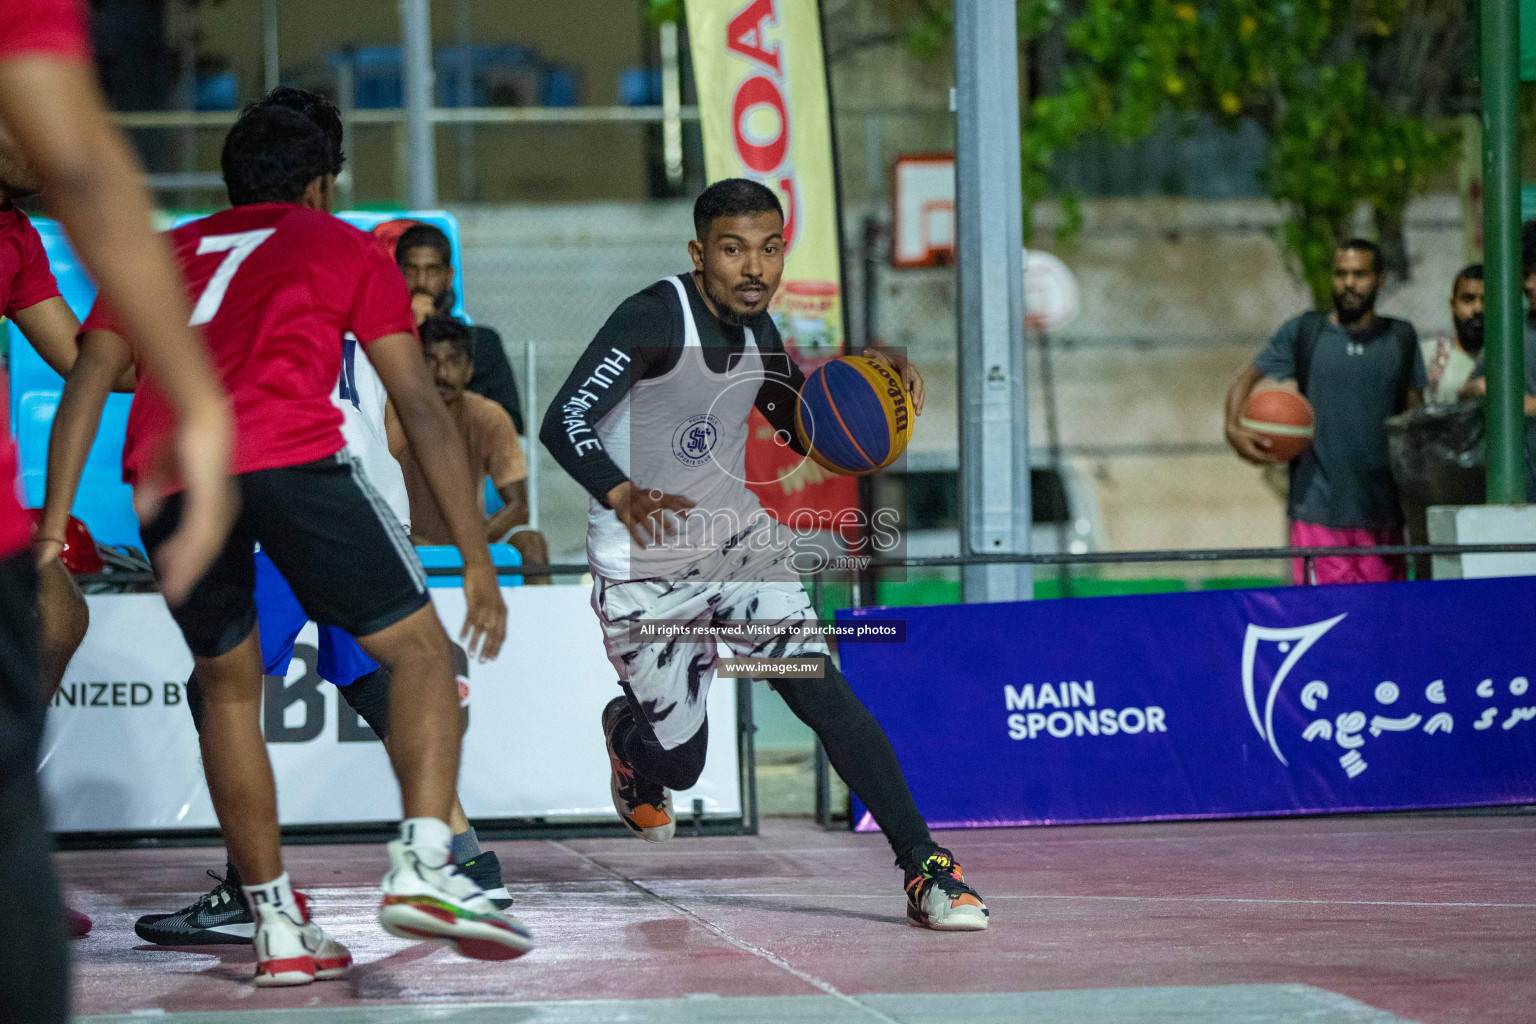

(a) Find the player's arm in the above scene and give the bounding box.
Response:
[36,329,132,565]
[9,291,137,393]
[539,292,692,546]
[367,330,505,661]
[1226,319,1303,466]
[483,408,529,542]
[0,53,233,604]
[9,295,79,378]
[753,329,810,457]
[486,482,528,543]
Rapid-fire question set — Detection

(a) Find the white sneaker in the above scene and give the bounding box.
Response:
[252,894,351,987]
[379,839,534,961]
[603,696,675,843]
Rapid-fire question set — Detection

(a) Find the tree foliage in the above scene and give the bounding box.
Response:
[914,0,1466,306]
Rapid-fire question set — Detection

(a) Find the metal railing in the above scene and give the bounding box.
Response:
[75,541,1536,589]
[115,106,699,130]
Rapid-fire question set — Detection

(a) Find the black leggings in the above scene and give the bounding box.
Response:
[618,655,934,868]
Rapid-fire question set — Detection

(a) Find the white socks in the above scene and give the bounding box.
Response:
[242,872,297,922]
[400,816,453,864]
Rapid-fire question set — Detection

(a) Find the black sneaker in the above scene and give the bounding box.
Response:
[135,865,254,945]
[903,848,989,931]
[460,850,513,910]
[602,696,674,842]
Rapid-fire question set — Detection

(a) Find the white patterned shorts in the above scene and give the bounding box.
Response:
[591,542,826,749]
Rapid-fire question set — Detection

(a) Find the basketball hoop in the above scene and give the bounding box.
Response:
[1024,249,1080,332]
[892,154,955,268]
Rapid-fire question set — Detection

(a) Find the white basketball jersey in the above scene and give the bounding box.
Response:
[336,333,411,532]
[586,276,769,581]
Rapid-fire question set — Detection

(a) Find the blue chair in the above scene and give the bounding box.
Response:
[9,211,469,552]
[415,543,524,588]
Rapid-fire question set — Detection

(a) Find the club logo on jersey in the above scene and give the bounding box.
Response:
[673,413,722,468]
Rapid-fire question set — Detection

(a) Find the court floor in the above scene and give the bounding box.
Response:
[63,813,1535,1023]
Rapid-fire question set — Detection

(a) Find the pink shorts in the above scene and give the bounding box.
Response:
[1290,521,1407,586]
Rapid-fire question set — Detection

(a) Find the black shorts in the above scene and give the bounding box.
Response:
[141,454,429,660]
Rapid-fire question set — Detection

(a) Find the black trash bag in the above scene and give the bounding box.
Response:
[1387,402,1485,578]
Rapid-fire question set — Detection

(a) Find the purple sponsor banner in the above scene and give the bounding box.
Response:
[837,578,1536,830]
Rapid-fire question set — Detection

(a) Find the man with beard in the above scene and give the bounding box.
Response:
[1466,234,1536,498]
[1224,239,1425,584]
[540,179,988,932]
[394,223,524,434]
[1421,265,1484,405]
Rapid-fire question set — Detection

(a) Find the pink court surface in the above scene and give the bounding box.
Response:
[63,813,1534,1023]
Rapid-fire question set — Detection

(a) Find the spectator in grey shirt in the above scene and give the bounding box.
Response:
[1224,239,1425,585]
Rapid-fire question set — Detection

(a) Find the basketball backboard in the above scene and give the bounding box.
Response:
[892,153,955,268]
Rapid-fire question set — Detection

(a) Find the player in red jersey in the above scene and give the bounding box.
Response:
[56,103,526,985]
[0,3,235,1019]
[0,122,102,942]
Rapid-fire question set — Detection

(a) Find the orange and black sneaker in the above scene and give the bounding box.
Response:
[904,848,989,931]
[602,696,675,843]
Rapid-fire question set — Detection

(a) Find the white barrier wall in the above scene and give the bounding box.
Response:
[1428,504,1536,580]
[39,584,742,832]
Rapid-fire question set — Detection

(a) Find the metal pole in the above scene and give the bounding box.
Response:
[955,0,1031,602]
[659,20,684,188]
[400,0,438,209]
[263,0,280,93]
[176,1,197,211]
[334,50,356,210]
[525,340,539,530]
[1482,0,1524,504]
[455,0,476,202]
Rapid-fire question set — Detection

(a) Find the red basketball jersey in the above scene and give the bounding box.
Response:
[0,206,65,559]
[0,0,93,63]
[83,204,417,487]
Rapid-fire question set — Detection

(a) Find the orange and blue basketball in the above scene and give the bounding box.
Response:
[795,355,913,476]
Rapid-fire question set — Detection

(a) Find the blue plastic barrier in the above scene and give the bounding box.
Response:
[415,543,524,588]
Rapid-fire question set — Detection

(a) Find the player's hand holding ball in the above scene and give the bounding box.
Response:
[795,351,920,476]
[862,347,924,416]
[1230,381,1313,466]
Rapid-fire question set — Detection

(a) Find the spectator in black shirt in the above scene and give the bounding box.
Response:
[394,223,526,434]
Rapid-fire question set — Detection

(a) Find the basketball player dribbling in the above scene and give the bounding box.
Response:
[540,178,987,931]
[52,103,529,984]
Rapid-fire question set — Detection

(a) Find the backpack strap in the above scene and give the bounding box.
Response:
[1293,311,1327,397]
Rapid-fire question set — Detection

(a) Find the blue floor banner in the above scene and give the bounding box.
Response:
[837,578,1536,829]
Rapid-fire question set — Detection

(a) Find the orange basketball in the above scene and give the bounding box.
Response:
[1240,389,1314,462]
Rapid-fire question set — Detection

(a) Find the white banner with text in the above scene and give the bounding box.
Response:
[39,585,742,832]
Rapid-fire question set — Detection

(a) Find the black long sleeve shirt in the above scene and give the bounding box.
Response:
[539,273,807,505]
